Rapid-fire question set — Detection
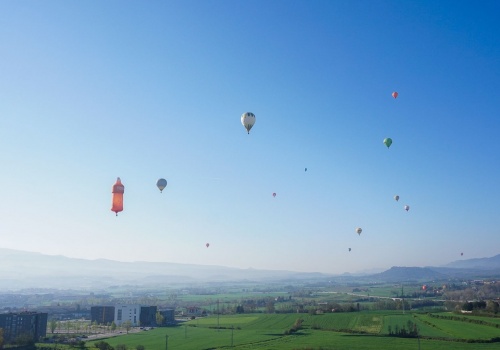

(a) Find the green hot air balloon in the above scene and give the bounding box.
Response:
[383,138,393,149]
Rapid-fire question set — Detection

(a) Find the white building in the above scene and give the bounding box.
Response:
[114,305,141,326]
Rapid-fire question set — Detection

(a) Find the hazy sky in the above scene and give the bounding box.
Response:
[1,0,499,274]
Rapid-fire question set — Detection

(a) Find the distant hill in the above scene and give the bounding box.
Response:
[365,255,500,283]
[444,254,500,269]
[0,248,329,290]
[1,248,499,290]
[369,266,448,282]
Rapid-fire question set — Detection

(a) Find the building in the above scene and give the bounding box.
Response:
[115,305,141,326]
[139,306,157,327]
[90,306,115,325]
[0,311,48,343]
[158,309,175,325]
[90,305,168,327]
[184,306,202,317]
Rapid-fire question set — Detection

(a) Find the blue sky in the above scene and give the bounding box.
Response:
[0,0,499,274]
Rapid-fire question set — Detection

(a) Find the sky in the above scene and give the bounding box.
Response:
[0,0,499,274]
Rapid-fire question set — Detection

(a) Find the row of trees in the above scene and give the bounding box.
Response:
[283,318,303,335]
[388,320,419,338]
[462,300,499,313]
[443,282,500,301]
[48,319,134,336]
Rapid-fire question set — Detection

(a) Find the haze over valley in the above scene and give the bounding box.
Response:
[1,248,499,290]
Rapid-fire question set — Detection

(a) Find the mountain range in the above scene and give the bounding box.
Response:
[0,248,498,290]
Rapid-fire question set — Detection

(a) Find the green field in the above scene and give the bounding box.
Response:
[80,311,500,350]
[414,313,500,340]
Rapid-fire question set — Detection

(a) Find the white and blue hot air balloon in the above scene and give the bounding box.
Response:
[241,112,256,134]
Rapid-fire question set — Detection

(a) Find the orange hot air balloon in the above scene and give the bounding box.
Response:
[392,91,398,99]
[111,177,124,216]
[422,285,427,291]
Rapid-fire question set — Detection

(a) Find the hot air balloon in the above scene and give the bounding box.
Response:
[394,195,400,201]
[348,248,351,252]
[404,205,410,211]
[111,177,124,216]
[156,178,167,193]
[422,285,427,291]
[241,112,255,134]
[272,192,276,198]
[356,227,362,235]
[461,252,463,256]
[305,168,307,172]
[383,138,393,148]
[206,243,210,248]
[392,91,398,99]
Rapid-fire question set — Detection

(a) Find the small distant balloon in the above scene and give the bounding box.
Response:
[305,167,307,172]
[422,285,427,291]
[356,227,362,235]
[394,195,400,201]
[392,91,399,99]
[348,248,351,252]
[156,178,167,193]
[383,138,393,149]
[241,112,256,134]
[404,205,410,211]
[206,243,210,248]
[461,252,463,256]
[272,192,276,198]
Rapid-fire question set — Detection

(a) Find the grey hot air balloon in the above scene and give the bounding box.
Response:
[156,178,167,193]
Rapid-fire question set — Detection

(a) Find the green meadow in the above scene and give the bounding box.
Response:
[78,311,500,350]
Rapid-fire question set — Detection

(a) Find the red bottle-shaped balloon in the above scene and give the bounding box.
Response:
[111,177,124,216]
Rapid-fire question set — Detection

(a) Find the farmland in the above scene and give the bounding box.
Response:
[27,278,499,349]
[77,311,500,350]
[21,271,498,349]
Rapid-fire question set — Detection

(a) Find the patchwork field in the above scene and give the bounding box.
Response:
[77,311,500,350]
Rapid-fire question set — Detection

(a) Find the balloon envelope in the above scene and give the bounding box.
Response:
[356,227,362,235]
[272,192,276,197]
[206,243,209,248]
[394,195,400,201]
[111,177,124,216]
[392,91,398,99]
[404,205,410,211]
[383,138,393,148]
[348,248,351,252]
[241,112,256,134]
[156,178,167,192]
